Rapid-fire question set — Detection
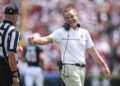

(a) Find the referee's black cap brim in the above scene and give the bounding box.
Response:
[4,5,21,15]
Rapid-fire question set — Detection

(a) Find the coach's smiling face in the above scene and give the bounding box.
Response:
[63,9,78,29]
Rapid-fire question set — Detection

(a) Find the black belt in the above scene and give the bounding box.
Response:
[62,63,86,67]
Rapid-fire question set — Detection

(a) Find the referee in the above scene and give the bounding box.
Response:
[0,5,20,86]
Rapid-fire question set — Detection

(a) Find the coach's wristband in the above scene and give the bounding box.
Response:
[11,70,18,75]
[13,75,18,77]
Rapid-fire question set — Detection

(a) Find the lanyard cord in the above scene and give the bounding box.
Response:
[63,31,69,63]
[62,31,70,79]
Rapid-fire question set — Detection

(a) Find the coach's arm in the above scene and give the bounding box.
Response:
[86,46,111,78]
[28,35,53,45]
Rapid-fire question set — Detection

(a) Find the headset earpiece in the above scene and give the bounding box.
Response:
[63,23,70,31]
[77,23,80,28]
[63,23,80,31]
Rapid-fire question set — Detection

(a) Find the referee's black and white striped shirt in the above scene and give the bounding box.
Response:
[0,20,20,58]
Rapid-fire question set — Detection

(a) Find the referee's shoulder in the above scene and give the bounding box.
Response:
[9,25,19,31]
[8,24,16,29]
[7,25,20,36]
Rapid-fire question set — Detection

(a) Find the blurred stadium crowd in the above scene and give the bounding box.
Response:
[0,0,120,86]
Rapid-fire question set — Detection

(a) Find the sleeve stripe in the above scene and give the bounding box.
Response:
[14,31,20,51]
[4,26,15,52]
[10,31,20,50]
[10,31,16,49]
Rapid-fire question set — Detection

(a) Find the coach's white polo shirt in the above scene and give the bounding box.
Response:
[50,27,94,64]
